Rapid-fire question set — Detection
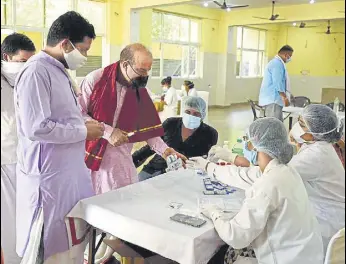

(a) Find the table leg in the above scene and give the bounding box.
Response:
[289,116,293,131]
[88,228,96,264]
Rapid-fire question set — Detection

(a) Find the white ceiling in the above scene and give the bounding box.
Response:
[190,0,341,9]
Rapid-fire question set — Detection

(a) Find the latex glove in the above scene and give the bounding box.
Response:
[108,128,129,147]
[163,148,187,162]
[208,146,237,163]
[187,157,210,171]
[201,204,224,221]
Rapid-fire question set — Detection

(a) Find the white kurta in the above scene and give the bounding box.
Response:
[207,159,324,264]
[1,73,21,264]
[289,142,345,251]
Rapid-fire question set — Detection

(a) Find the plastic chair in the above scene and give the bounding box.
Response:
[326,102,345,112]
[324,228,345,264]
[291,96,311,107]
[248,100,265,121]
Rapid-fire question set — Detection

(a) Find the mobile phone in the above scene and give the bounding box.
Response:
[203,190,215,195]
[170,213,206,228]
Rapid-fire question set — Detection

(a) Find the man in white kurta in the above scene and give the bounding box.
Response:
[1,33,36,264]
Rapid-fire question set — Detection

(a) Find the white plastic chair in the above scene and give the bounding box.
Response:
[324,228,345,264]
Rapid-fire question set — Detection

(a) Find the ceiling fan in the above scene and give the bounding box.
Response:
[317,20,344,35]
[292,22,317,28]
[212,0,249,11]
[253,1,285,21]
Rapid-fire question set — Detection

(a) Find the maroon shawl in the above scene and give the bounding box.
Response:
[85,62,164,171]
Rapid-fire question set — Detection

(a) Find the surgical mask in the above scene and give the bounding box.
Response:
[182,113,201,130]
[63,41,87,70]
[286,56,292,63]
[163,87,168,92]
[243,141,258,166]
[1,61,25,86]
[290,122,308,144]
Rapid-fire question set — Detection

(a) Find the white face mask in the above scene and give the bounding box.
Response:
[290,122,308,144]
[163,87,168,92]
[182,112,201,130]
[1,61,25,86]
[63,41,87,70]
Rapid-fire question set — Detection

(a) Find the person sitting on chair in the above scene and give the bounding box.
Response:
[133,96,218,181]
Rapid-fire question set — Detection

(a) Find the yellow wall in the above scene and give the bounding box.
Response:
[1,31,43,51]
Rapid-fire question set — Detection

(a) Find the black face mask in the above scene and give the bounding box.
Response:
[131,75,149,90]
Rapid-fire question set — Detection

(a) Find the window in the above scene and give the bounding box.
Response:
[1,0,106,78]
[152,12,200,78]
[236,27,266,78]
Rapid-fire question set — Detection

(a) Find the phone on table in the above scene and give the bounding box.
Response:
[170,213,206,228]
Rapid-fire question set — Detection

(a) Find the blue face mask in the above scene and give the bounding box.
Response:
[243,141,258,165]
[182,113,201,130]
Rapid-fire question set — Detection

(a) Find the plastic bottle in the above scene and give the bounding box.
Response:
[232,138,244,156]
[333,97,340,115]
[223,141,229,149]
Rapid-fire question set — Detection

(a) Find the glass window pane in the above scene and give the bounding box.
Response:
[76,37,103,77]
[181,46,188,77]
[162,43,182,77]
[258,51,264,76]
[3,0,13,26]
[1,4,5,25]
[151,42,161,77]
[189,46,197,76]
[152,12,162,39]
[241,50,258,77]
[77,0,105,34]
[16,0,44,27]
[190,21,199,43]
[237,27,242,48]
[45,0,72,28]
[236,49,241,76]
[259,31,266,50]
[162,14,180,41]
[242,28,259,50]
[180,18,189,42]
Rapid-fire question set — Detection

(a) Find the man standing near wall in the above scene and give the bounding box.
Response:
[1,33,36,264]
[259,45,294,121]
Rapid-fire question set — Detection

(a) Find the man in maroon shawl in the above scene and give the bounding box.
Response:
[78,43,186,195]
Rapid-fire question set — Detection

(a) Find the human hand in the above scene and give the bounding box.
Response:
[108,128,129,147]
[283,97,290,107]
[163,148,187,162]
[86,120,105,140]
[208,146,235,163]
[201,204,223,221]
[186,157,210,171]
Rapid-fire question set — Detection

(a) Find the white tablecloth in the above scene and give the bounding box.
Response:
[67,170,245,264]
[283,106,345,120]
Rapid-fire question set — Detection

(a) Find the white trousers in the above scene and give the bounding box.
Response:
[1,164,22,264]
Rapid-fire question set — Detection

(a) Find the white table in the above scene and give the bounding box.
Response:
[283,106,345,130]
[67,170,245,264]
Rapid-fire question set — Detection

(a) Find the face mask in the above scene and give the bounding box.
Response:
[285,56,292,63]
[163,87,168,92]
[63,41,87,70]
[182,113,201,130]
[290,122,308,144]
[243,141,258,165]
[131,75,149,90]
[1,61,25,86]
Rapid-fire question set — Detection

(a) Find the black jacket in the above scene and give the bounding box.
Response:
[132,117,218,174]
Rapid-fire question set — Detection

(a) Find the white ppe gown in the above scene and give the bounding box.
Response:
[289,142,345,252]
[207,159,324,264]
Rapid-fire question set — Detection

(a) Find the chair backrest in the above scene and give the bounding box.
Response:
[324,228,345,264]
[292,96,311,108]
[248,100,264,121]
[326,102,345,112]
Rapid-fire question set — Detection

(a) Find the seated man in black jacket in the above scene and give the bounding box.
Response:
[133,96,218,181]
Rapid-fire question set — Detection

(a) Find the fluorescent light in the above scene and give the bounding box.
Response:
[293,22,297,26]
[309,0,315,3]
[1,28,14,35]
[226,7,231,12]
[203,2,209,7]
